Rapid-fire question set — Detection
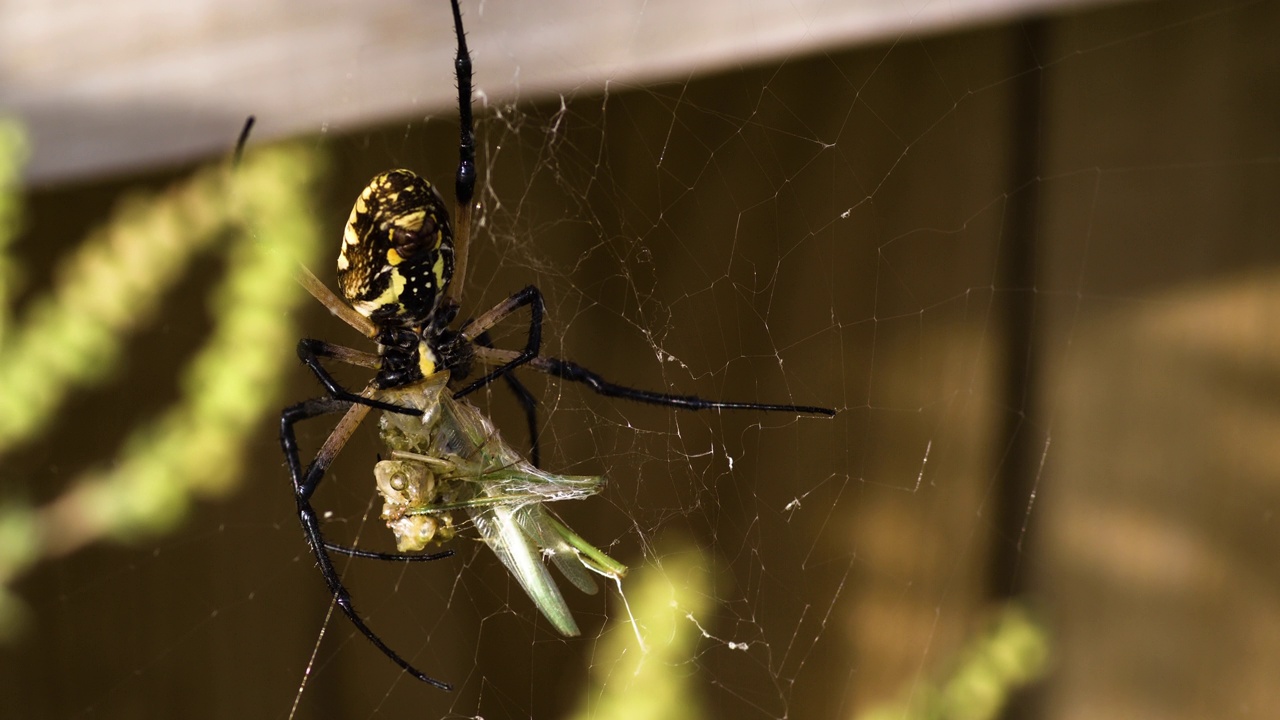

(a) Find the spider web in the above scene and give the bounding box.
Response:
[5,0,1280,718]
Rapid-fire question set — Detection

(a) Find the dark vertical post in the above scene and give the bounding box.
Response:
[992,18,1049,719]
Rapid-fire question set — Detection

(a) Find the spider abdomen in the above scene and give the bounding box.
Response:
[338,169,454,328]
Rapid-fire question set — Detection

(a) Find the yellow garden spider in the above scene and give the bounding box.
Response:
[279,0,834,690]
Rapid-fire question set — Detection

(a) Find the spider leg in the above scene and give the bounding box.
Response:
[325,544,454,562]
[297,338,419,415]
[473,329,542,467]
[451,0,475,212]
[444,0,475,311]
[280,396,351,495]
[233,116,254,168]
[470,342,834,416]
[453,285,544,399]
[438,1,542,460]
[280,397,454,690]
[457,287,833,417]
[530,356,837,416]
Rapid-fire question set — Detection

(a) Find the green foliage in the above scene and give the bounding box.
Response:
[567,542,712,720]
[0,121,325,638]
[563,542,1047,720]
[860,604,1051,720]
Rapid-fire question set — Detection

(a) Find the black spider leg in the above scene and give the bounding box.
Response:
[455,285,834,417]
[442,0,475,315]
[453,285,544,399]
[281,343,455,689]
[280,396,453,690]
[531,356,837,416]
[474,329,542,467]
[451,0,475,211]
[296,338,418,415]
[233,115,255,167]
[325,545,454,562]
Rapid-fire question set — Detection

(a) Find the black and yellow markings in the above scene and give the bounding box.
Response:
[336,170,455,327]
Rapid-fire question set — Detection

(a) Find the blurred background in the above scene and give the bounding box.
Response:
[1,0,1278,717]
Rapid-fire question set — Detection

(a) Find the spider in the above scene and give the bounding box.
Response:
[279,0,835,690]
